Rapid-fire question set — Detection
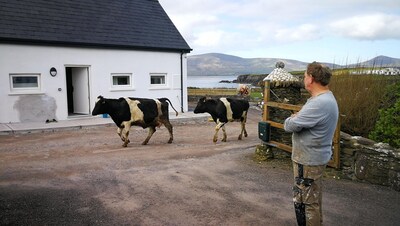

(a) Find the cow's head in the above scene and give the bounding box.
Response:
[92,96,107,115]
[193,96,208,114]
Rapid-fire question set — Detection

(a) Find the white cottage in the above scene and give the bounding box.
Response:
[0,0,191,123]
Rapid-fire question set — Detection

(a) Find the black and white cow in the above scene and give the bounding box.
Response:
[92,96,178,147]
[194,97,249,143]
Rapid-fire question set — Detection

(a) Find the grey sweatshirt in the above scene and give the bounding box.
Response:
[284,91,339,165]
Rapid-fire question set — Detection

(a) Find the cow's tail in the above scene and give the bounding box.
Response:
[160,98,179,116]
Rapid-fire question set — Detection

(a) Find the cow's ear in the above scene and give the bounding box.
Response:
[97,95,106,103]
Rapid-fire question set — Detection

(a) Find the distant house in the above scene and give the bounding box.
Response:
[371,68,400,75]
[352,68,400,76]
[0,0,191,123]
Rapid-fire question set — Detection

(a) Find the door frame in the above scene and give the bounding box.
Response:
[65,65,91,116]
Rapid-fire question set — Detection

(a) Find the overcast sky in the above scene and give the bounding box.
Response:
[159,0,400,64]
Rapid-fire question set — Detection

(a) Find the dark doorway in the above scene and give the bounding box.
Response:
[66,67,74,114]
[65,67,90,116]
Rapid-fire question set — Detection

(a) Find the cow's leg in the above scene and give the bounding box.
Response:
[221,125,227,142]
[117,127,123,141]
[238,122,244,140]
[238,112,248,140]
[162,120,174,144]
[243,113,248,137]
[118,126,131,144]
[213,121,225,143]
[121,123,131,147]
[142,126,156,145]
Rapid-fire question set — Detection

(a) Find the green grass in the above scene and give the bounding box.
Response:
[187,87,264,102]
[250,88,263,100]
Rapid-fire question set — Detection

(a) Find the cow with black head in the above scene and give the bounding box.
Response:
[92,96,178,147]
[194,97,249,143]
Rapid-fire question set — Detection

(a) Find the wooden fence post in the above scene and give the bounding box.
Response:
[263,79,271,121]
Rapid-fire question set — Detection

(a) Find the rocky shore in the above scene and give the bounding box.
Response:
[219,74,267,86]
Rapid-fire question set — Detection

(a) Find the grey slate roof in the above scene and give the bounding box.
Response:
[0,0,191,52]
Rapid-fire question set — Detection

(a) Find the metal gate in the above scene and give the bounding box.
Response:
[262,80,341,168]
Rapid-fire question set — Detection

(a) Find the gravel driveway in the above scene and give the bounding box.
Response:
[1,108,399,225]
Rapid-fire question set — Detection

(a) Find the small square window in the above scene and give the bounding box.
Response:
[111,73,133,91]
[150,73,167,88]
[151,76,165,85]
[113,75,130,86]
[10,74,41,93]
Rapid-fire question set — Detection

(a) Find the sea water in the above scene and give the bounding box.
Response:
[187,75,238,88]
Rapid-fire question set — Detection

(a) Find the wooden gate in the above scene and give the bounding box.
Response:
[262,80,341,168]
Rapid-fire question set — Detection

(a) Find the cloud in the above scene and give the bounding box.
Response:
[274,24,321,42]
[159,0,400,62]
[193,30,225,47]
[169,13,219,38]
[330,14,400,40]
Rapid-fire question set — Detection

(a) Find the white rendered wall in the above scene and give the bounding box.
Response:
[0,44,188,123]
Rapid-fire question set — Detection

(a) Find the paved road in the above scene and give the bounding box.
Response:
[1,108,399,225]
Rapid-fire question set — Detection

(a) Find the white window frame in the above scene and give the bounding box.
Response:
[149,73,168,89]
[9,73,42,94]
[110,73,134,91]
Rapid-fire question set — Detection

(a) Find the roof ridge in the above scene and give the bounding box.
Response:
[0,0,191,52]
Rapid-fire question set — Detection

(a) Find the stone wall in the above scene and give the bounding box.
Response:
[255,121,400,192]
[256,73,400,191]
[340,133,400,191]
[268,86,302,146]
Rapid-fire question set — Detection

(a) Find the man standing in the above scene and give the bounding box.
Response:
[284,62,339,226]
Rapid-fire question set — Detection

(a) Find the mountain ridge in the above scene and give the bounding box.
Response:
[187,53,400,76]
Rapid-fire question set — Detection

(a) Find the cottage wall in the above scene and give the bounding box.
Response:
[0,44,188,123]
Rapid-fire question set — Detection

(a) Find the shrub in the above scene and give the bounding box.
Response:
[369,82,400,148]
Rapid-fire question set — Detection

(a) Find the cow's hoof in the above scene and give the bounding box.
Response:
[222,139,227,142]
[122,143,128,147]
[213,136,218,143]
[238,135,242,140]
[167,139,173,144]
[141,141,148,145]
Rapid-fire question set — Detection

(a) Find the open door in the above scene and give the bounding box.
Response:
[66,67,90,115]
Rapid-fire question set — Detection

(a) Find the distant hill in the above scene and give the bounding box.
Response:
[187,53,400,76]
[187,53,308,76]
[349,55,400,67]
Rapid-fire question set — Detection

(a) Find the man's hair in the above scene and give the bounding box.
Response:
[306,61,332,86]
